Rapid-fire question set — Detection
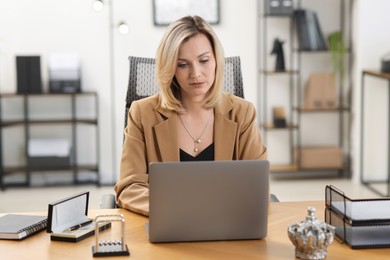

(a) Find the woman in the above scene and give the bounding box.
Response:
[115,16,267,216]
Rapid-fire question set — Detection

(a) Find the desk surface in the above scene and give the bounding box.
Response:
[1,201,389,260]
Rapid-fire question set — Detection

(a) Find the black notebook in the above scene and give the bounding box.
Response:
[0,214,47,240]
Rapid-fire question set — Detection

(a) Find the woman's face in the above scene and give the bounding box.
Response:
[174,33,216,102]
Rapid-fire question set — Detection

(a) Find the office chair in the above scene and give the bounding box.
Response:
[100,56,278,209]
[123,56,244,129]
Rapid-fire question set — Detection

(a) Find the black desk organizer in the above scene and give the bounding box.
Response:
[325,185,390,249]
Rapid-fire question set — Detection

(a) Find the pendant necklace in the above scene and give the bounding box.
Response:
[178,110,213,153]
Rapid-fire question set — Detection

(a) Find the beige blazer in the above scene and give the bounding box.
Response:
[115,92,267,216]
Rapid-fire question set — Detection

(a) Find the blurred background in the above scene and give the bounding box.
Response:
[0,0,389,212]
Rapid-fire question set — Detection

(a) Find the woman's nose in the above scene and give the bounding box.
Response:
[190,64,201,78]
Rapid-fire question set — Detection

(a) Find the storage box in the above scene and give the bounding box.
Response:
[265,0,293,16]
[16,56,43,94]
[47,192,110,242]
[48,53,81,93]
[381,52,390,73]
[304,72,337,109]
[27,155,72,168]
[272,106,287,128]
[298,146,343,169]
[325,185,390,248]
[27,138,72,168]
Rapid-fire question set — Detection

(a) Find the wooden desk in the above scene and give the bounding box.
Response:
[1,201,389,259]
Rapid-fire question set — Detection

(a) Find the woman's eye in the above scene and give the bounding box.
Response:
[178,63,188,68]
[200,59,209,64]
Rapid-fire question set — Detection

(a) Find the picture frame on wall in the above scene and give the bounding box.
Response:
[153,0,220,26]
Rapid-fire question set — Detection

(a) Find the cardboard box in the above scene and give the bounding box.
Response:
[304,72,337,108]
[298,147,343,169]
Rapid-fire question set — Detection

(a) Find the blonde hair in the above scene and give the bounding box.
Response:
[155,16,225,112]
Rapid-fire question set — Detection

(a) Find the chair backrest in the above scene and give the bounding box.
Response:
[124,56,244,128]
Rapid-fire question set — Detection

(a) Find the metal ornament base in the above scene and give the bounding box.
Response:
[92,214,130,257]
[92,244,129,257]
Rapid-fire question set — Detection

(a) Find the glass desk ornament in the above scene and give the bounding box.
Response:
[288,207,335,260]
[92,214,130,257]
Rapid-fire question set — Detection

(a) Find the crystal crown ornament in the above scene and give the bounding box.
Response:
[288,207,335,260]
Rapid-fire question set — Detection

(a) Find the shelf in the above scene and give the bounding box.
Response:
[294,49,329,53]
[2,180,99,188]
[2,165,98,174]
[262,164,345,173]
[263,13,293,18]
[294,48,352,54]
[0,92,100,189]
[1,119,97,127]
[0,92,97,97]
[360,70,390,196]
[363,70,390,80]
[260,0,352,178]
[262,69,298,75]
[270,164,298,173]
[298,167,345,171]
[261,123,298,130]
[295,107,350,113]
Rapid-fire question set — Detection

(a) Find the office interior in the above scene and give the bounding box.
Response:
[0,0,389,212]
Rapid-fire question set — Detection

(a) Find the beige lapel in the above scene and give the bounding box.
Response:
[214,94,237,160]
[154,107,180,162]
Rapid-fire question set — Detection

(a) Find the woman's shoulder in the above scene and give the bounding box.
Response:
[218,93,257,124]
[131,93,160,108]
[221,92,254,110]
[215,92,257,120]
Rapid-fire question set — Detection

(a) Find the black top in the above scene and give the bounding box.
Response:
[180,143,215,161]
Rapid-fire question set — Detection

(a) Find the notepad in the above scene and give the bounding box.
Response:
[0,214,47,240]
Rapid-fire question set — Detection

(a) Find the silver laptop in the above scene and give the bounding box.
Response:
[147,160,269,243]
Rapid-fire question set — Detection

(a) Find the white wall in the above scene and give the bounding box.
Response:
[353,0,390,183]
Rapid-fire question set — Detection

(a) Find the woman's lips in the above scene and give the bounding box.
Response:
[190,82,205,87]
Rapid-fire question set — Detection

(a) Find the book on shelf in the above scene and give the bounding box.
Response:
[0,214,47,240]
[294,9,327,51]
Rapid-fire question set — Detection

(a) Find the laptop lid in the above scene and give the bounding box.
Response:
[147,160,269,243]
